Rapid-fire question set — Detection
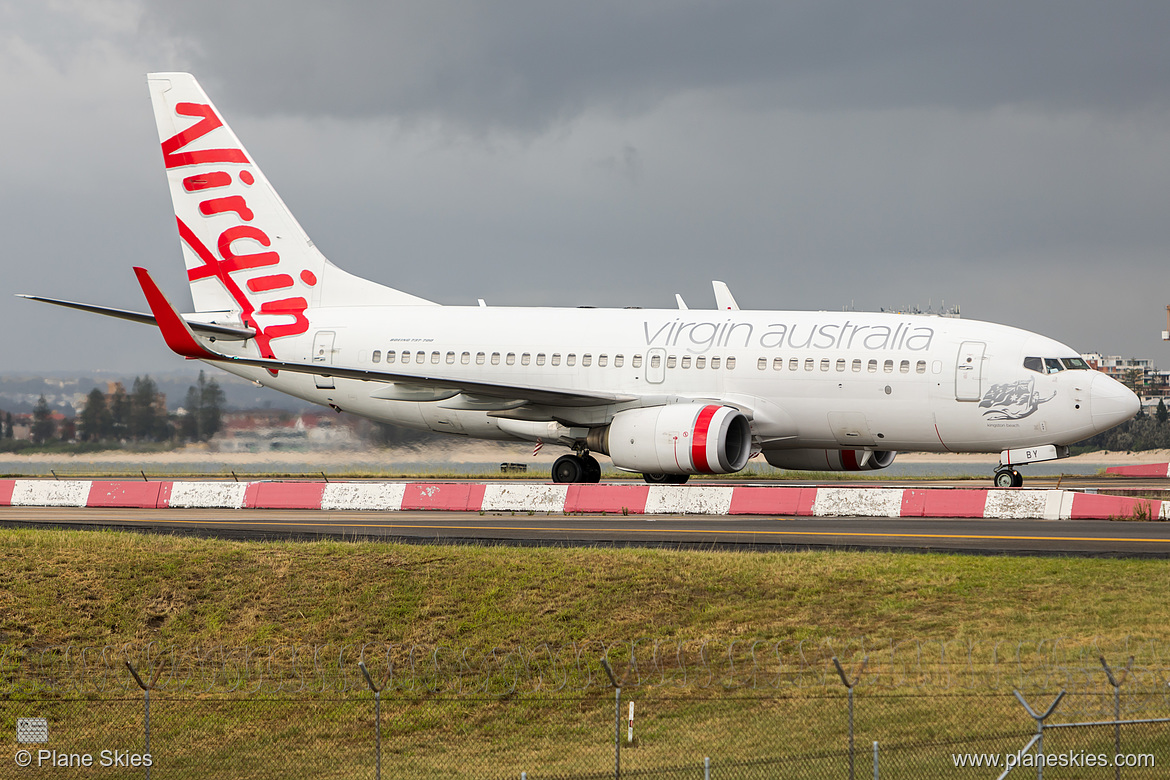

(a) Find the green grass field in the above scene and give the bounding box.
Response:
[4,528,1170,777]
[4,527,1170,649]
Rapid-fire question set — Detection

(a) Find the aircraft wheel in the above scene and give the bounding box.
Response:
[994,469,1016,488]
[581,455,602,483]
[552,454,585,483]
[1011,469,1024,488]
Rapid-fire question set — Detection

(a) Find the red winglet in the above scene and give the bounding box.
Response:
[133,267,219,359]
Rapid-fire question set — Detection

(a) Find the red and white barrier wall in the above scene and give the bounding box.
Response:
[1105,463,1170,477]
[0,479,1162,520]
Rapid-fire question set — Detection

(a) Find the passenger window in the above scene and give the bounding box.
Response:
[490,352,500,365]
[461,352,470,365]
[536,353,545,366]
[614,355,624,368]
[521,353,531,366]
[445,351,455,364]
[711,356,721,369]
[1023,357,1043,373]
[1044,358,1063,374]
[789,358,799,372]
[696,356,706,369]
[804,358,814,371]
[916,360,926,374]
[852,359,861,372]
[836,359,846,372]
[400,352,410,364]
[883,360,893,373]
[372,350,381,363]
[820,358,830,372]
[506,353,516,366]
[652,355,662,368]
[599,354,609,367]
[726,357,736,369]
[476,352,485,365]
[900,360,910,374]
[431,352,441,364]
[758,357,767,370]
[773,357,784,371]
[551,353,561,366]
[583,354,592,367]
[567,354,576,366]
[386,351,395,364]
[682,356,692,369]
[632,355,642,368]
[868,359,878,373]
[667,356,677,368]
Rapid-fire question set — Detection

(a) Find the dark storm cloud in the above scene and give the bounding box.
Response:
[145,1,1170,130]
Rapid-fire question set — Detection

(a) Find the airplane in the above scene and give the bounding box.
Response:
[20,73,1140,488]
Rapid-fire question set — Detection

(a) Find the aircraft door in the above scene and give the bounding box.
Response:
[312,331,336,390]
[646,348,666,384]
[955,341,985,401]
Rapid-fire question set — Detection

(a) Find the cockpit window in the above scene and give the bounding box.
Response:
[1061,357,1090,370]
[1023,357,1043,373]
[1044,358,1064,373]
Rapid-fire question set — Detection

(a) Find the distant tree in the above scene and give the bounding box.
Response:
[78,388,113,442]
[3,412,11,439]
[59,419,76,442]
[199,374,225,439]
[109,384,130,440]
[31,396,55,444]
[1158,399,1169,425]
[182,371,225,442]
[129,375,171,441]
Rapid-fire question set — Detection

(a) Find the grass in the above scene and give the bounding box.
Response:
[5,529,1170,777]
[3,528,1170,649]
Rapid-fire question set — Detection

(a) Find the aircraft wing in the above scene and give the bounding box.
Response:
[16,294,256,340]
[132,267,633,408]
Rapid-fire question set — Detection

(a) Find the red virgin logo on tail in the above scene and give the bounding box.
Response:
[160,102,314,359]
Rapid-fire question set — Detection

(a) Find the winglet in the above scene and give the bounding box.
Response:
[133,267,219,359]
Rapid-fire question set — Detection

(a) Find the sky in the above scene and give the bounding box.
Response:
[4,1,1170,373]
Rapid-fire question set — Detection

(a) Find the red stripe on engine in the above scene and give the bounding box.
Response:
[690,405,720,473]
[842,449,860,471]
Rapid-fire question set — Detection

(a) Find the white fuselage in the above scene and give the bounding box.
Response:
[208,305,1119,455]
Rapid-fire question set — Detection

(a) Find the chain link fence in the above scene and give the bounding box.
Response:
[4,639,1170,777]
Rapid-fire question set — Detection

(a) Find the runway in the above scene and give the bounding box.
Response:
[5,506,1170,557]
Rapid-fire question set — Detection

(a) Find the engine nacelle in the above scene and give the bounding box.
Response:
[764,449,897,472]
[591,404,752,475]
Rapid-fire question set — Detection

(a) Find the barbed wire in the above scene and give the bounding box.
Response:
[4,638,1170,702]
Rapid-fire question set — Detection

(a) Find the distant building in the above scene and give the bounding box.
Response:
[210,411,361,452]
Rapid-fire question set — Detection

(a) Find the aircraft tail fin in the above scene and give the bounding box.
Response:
[146,73,435,333]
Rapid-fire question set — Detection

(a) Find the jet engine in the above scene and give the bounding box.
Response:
[764,449,897,472]
[588,404,752,475]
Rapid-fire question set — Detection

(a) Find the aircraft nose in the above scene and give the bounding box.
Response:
[1090,371,1140,431]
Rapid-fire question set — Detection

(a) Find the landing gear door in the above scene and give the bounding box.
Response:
[312,330,336,390]
[955,341,985,401]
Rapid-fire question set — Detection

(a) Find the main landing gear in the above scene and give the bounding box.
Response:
[551,453,603,484]
[993,468,1024,488]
